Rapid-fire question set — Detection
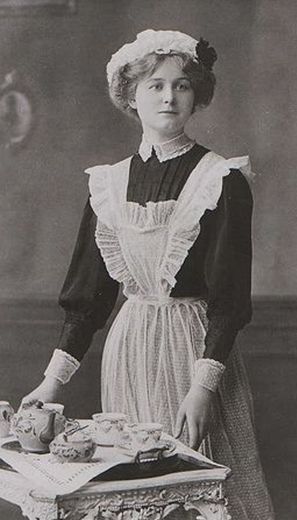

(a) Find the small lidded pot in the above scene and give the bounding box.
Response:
[92,412,128,446]
[49,431,96,463]
[0,401,14,438]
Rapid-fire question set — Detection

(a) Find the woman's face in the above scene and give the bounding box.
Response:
[129,57,195,141]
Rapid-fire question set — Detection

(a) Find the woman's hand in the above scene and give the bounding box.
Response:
[19,376,62,410]
[174,383,213,450]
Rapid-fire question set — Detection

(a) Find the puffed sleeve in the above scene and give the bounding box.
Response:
[55,198,119,361]
[203,169,253,363]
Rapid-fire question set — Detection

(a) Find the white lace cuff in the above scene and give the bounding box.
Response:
[44,349,80,385]
[193,358,225,392]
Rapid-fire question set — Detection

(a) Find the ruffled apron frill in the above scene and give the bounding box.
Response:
[85,152,274,520]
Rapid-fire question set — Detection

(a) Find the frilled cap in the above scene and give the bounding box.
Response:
[106,29,199,86]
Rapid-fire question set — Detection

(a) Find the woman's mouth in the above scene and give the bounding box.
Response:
[158,111,178,115]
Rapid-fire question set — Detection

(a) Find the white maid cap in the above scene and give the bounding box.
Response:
[106,29,202,86]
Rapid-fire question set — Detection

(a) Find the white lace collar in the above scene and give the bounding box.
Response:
[138,132,195,163]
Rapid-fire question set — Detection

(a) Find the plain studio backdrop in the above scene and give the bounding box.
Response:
[0,1,296,519]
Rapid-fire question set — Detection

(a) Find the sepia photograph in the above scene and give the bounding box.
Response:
[0,1,296,519]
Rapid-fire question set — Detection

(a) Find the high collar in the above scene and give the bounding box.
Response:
[138,132,195,163]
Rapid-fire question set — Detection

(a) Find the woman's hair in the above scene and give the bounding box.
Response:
[108,52,216,119]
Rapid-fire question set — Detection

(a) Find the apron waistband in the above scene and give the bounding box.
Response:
[126,295,201,306]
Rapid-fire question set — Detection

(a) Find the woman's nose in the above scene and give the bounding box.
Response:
[162,86,175,104]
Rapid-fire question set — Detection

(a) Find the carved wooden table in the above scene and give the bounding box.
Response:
[0,465,231,520]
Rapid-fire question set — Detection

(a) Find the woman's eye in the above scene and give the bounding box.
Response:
[176,83,189,91]
[150,83,163,91]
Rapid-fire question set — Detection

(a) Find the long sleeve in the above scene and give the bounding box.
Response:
[56,198,119,361]
[203,169,253,363]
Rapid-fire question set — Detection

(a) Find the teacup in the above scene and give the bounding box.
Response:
[0,401,14,438]
[43,403,65,414]
[126,422,163,450]
[92,412,128,446]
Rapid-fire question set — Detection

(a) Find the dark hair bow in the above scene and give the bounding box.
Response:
[195,38,217,71]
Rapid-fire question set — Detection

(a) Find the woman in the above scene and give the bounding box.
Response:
[22,30,274,519]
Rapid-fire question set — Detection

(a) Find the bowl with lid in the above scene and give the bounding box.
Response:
[49,430,97,463]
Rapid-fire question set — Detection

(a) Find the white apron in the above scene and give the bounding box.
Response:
[86,151,274,520]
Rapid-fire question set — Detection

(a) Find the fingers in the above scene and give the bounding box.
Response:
[188,419,200,450]
[18,397,43,413]
[174,405,186,438]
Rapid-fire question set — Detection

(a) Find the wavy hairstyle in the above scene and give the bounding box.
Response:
[108,52,216,119]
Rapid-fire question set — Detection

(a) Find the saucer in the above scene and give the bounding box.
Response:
[116,439,176,458]
[1,440,46,454]
[1,440,23,452]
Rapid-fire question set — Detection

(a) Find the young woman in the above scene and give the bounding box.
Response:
[22,30,274,519]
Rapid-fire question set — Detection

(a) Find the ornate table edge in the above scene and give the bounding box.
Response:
[0,468,231,520]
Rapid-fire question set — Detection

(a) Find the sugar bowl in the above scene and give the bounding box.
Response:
[50,430,97,463]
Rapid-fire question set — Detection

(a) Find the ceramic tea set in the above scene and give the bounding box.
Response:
[0,399,93,461]
[0,401,174,463]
